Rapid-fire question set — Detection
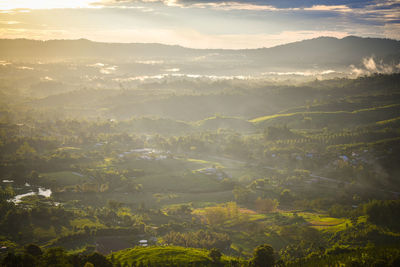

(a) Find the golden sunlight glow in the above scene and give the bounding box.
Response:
[0,0,96,10]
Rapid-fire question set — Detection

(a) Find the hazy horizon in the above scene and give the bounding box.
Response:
[1,34,399,50]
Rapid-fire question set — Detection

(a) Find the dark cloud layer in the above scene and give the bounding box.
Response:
[178,0,377,8]
[99,0,390,9]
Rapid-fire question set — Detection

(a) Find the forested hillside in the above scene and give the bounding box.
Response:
[0,32,400,266]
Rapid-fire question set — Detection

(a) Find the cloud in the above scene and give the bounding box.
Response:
[384,23,400,39]
[0,28,70,40]
[363,57,377,71]
[350,56,400,77]
[0,20,20,24]
[1,0,398,49]
[92,0,400,26]
[93,0,387,9]
[189,2,279,11]
[0,0,95,10]
[0,9,31,14]
[304,5,352,12]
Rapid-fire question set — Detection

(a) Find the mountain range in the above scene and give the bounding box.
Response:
[1,36,399,73]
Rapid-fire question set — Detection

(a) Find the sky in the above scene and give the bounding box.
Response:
[0,0,399,49]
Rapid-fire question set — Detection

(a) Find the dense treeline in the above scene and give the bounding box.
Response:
[286,246,400,267]
[364,199,400,231]
[2,245,112,267]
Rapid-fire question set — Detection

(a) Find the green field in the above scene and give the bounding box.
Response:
[110,246,240,266]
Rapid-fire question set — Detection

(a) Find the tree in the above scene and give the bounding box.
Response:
[40,247,72,267]
[25,243,43,257]
[107,200,122,211]
[255,198,278,213]
[250,244,275,267]
[2,253,21,267]
[233,186,250,204]
[279,189,294,206]
[16,141,37,159]
[86,252,113,267]
[84,225,91,234]
[29,170,39,184]
[209,248,222,263]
